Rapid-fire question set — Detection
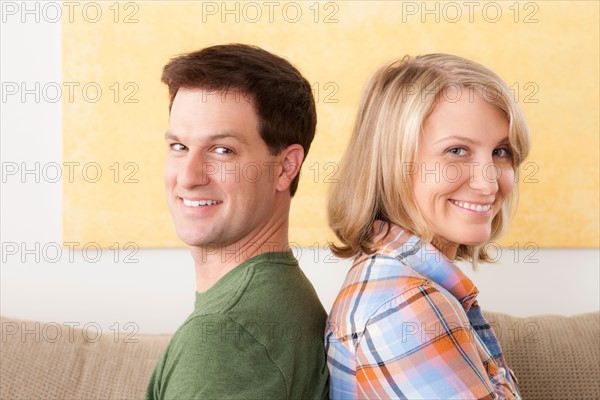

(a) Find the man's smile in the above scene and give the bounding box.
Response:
[182,198,222,207]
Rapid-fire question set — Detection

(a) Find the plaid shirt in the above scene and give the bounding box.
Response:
[325,221,520,399]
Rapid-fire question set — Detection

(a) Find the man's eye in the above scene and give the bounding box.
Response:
[214,146,233,155]
[170,143,187,151]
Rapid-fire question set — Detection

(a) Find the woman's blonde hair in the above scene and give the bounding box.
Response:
[328,54,530,263]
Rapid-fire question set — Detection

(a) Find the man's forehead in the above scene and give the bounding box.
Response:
[174,86,255,104]
[165,130,250,145]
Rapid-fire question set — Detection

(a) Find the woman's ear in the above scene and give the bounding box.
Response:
[276,144,304,192]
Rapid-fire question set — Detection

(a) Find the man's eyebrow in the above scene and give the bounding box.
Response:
[165,131,178,141]
[164,131,249,145]
[209,132,249,145]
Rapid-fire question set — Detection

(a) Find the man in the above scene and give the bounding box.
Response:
[145,44,329,399]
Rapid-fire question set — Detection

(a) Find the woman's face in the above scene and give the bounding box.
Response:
[412,87,514,259]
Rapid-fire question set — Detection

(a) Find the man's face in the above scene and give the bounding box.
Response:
[164,88,285,249]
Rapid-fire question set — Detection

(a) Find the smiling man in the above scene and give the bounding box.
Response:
[145,44,329,400]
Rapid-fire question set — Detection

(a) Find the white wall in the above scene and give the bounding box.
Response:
[1,12,598,335]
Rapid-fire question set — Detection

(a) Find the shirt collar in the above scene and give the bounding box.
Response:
[371,220,479,312]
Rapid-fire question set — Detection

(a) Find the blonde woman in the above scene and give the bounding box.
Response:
[325,54,530,399]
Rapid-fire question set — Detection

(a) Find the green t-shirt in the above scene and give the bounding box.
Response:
[145,251,329,400]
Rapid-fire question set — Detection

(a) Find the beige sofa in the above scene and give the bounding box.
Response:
[1,312,598,399]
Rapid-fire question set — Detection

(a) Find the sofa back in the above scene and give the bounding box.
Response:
[1,312,599,399]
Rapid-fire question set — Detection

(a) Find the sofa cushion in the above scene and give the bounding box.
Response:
[484,311,600,400]
[1,316,170,400]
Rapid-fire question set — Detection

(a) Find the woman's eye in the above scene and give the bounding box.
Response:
[447,147,467,156]
[170,143,187,151]
[493,147,512,158]
[214,146,233,155]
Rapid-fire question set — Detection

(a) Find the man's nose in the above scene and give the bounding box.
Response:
[177,154,216,189]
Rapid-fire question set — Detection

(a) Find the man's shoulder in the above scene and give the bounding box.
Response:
[154,313,289,400]
[236,252,323,304]
[179,251,325,346]
[156,257,328,400]
[173,313,262,349]
[222,254,327,353]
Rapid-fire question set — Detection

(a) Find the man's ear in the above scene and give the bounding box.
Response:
[275,144,304,192]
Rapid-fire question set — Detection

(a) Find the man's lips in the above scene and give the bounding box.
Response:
[181,198,223,207]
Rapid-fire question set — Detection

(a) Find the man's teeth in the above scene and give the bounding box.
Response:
[451,200,491,212]
[183,199,219,207]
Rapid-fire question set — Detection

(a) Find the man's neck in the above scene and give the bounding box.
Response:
[190,219,290,293]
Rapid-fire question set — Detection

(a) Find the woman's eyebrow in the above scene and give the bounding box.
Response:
[433,135,478,145]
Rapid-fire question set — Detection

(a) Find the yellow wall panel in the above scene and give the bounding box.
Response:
[63,1,599,248]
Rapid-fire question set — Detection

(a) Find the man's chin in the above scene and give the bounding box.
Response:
[178,236,209,248]
[174,228,207,247]
[176,233,226,249]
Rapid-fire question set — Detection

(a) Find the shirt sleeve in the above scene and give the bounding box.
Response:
[354,283,497,400]
[155,314,288,400]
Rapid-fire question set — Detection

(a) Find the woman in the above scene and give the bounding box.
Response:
[325,54,530,399]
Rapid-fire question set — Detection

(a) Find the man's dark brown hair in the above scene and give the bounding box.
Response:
[161,43,316,196]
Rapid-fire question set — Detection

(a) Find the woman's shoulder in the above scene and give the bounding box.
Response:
[327,221,464,341]
[327,249,432,337]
